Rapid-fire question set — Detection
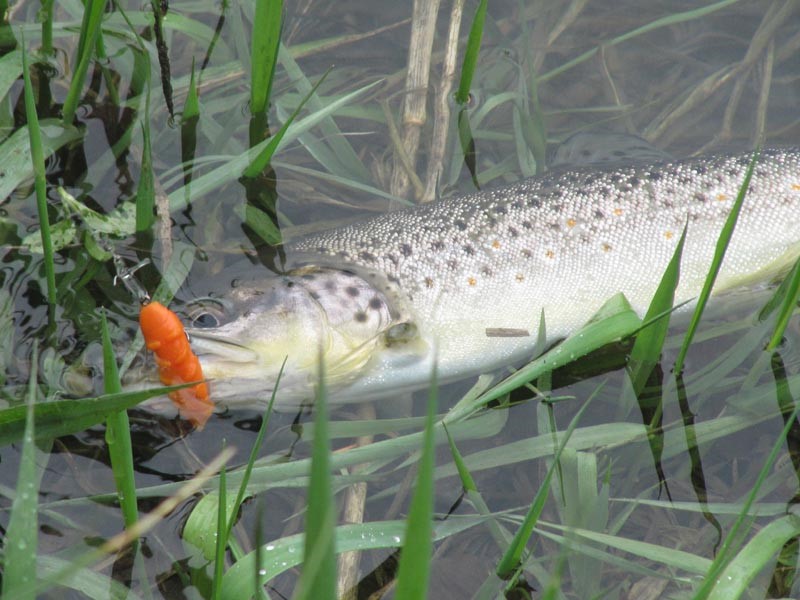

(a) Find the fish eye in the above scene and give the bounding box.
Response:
[186,299,227,328]
[192,311,221,328]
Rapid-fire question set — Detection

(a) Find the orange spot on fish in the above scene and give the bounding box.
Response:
[602,243,612,252]
[492,240,501,249]
[716,193,728,201]
[545,250,555,259]
[516,273,524,282]
[613,208,623,216]
[566,218,576,228]
[468,277,477,286]
[665,230,674,240]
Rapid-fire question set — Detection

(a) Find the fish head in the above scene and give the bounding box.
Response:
[185,267,415,406]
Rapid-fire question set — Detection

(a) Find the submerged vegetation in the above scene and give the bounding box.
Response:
[1,0,800,598]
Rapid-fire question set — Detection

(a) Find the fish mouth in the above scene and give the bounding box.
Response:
[186,330,261,364]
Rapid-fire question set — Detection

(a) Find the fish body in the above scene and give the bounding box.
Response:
[190,148,800,406]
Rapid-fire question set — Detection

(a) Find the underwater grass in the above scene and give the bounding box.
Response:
[1,343,42,600]
[249,0,282,118]
[394,370,438,600]
[100,311,139,530]
[61,0,105,124]
[295,361,337,600]
[21,43,56,309]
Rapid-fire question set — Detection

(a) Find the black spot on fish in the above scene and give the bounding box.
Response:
[346,286,360,297]
[310,291,320,300]
[431,240,445,251]
[359,251,377,262]
[521,249,533,259]
[400,243,413,256]
[447,259,459,270]
[647,171,663,181]
[528,197,541,208]
[338,251,349,258]
[549,223,561,231]
[551,190,563,199]
[507,226,519,237]
[387,253,399,266]
[481,266,492,276]
[576,188,589,198]
[455,220,468,231]
[302,274,316,280]
[628,176,641,186]
[599,187,611,198]
[388,274,400,284]
[463,244,475,256]
[522,220,533,229]
[692,165,707,175]
[694,192,707,203]
[584,175,598,185]
[354,311,368,323]
[610,174,622,184]
[369,297,383,310]
[286,280,295,288]
[594,209,605,219]
[316,246,328,253]
[495,205,507,215]
[513,199,525,210]
[325,280,337,291]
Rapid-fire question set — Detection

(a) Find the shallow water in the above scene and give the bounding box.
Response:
[2,0,800,598]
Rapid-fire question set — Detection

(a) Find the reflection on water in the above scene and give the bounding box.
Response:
[1,0,799,597]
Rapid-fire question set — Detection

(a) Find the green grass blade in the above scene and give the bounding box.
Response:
[766,254,800,350]
[220,518,484,598]
[61,0,106,124]
[22,43,56,308]
[479,294,641,409]
[444,423,512,548]
[294,358,336,600]
[538,0,740,83]
[1,342,41,600]
[707,515,800,600]
[455,0,487,105]
[496,384,600,578]
[0,385,191,446]
[243,68,330,178]
[135,119,155,232]
[674,149,758,375]
[394,370,438,600]
[278,44,370,181]
[40,0,54,55]
[225,358,285,536]
[627,224,687,395]
[250,0,282,116]
[100,311,139,530]
[212,443,228,600]
[692,398,800,599]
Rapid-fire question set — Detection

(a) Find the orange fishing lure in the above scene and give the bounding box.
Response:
[139,301,213,428]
